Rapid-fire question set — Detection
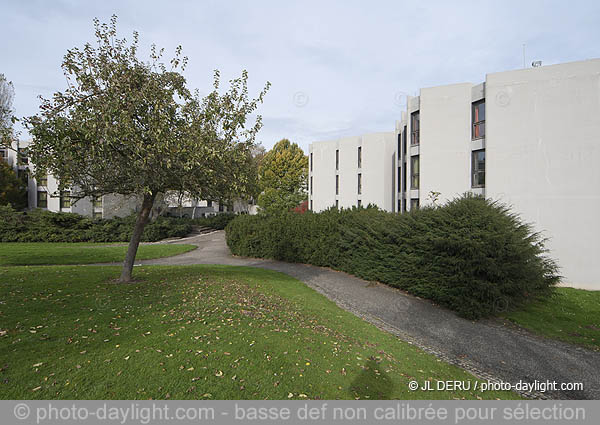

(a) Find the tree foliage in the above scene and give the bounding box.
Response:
[25,16,270,281]
[0,73,16,149]
[257,138,307,213]
[0,160,27,209]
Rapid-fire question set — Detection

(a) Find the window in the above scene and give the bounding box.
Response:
[472,149,485,188]
[402,161,407,192]
[207,200,212,207]
[403,125,407,155]
[37,191,47,208]
[310,153,313,171]
[17,168,28,182]
[411,198,420,210]
[335,149,339,170]
[60,190,71,209]
[310,176,313,195]
[398,166,401,189]
[0,149,7,161]
[397,134,401,160]
[17,147,28,165]
[219,203,224,212]
[310,200,313,211]
[397,199,401,213]
[402,198,407,212]
[335,200,339,209]
[358,173,362,195]
[92,196,103,209]
[357,199,362,208]
[38,174,48,186]
[411,112,420,145]
[93,211,103,219]
[472,100,485,139]
[335,175,339,195]
[357,146,362,168]
[410,156,419,189]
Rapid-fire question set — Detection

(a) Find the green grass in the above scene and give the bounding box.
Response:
[0,265,518,400]
[0,243,196,265]
[504,287,600,350]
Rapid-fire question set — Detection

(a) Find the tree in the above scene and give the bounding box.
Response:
[257,139,307,214]
[0,74,16,150]
[25,16,269,282]
[0,159,27,209]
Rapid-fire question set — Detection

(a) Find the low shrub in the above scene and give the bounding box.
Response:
[0,205,194,243]
[226,194,560,319]
[192,213,236,230]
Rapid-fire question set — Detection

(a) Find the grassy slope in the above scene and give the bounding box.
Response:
[0,243,196,265]
[0,265,518,400]
[504,287,600,350]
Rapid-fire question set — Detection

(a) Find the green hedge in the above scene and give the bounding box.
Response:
[226,194,560,319]
[0,206,194,243]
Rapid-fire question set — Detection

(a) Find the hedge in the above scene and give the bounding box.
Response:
[0,206,204,243]
[225,194,560,319]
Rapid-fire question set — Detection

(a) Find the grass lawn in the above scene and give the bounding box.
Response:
[504,287,600,350]
[0,265,518,400]
[0,243,196,265]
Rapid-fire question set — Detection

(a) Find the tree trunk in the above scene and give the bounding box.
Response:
[119,193,156,282]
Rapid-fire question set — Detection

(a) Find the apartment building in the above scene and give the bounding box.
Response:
[308,58,600,288]
[1,139,248,218]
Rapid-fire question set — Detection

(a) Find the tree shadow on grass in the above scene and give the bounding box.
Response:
[348,358,394,399]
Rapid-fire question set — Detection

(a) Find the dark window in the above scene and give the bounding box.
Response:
[397,134,401,160]
[37,191,47,208]
[17,147,28,165]
[218,203,224,212]
[411,198,420,210]
[402,198,407,212]
[38,174,48,186]
[310,176,313,195]
[472,100,485,139]
[411,112,420,145]
[335,175,339,195]
[0,149,7,161]
[397,166,401,189]
[207,200,212,207]
[335,200,339,209]
[472,149,486,188]
[357,199,362,208]
[410,156,419,190]
[403,125,407,155]
[358,146,362,168]
[335,149,339,170]
[397,199,401,213]
[310,152,313,171]
[402,161,407,192]
[17,168,28,182]
[60,190,71,209]
[358,173,362,195]
[310,200,313,211]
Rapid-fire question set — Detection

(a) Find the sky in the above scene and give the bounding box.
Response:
[2,0,599,152]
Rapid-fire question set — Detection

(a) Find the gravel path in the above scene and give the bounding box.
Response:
[125,231,600,399]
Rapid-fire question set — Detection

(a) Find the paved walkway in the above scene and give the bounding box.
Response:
[132,231,600,399]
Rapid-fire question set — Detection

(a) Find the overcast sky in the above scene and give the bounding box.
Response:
[2,0,599,152]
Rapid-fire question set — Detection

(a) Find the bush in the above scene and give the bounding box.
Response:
[226,194,560,319]
[0,205,194,243]
[192,213,236,230]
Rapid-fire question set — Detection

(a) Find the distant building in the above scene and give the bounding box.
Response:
[309,58,600,289]
[1,139,254,218]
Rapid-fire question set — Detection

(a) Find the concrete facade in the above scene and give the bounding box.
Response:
[309,58,600,289]
[308,132,396,212]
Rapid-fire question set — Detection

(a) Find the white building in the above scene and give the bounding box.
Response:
[309,58,600,289]
[1,139,250,218]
